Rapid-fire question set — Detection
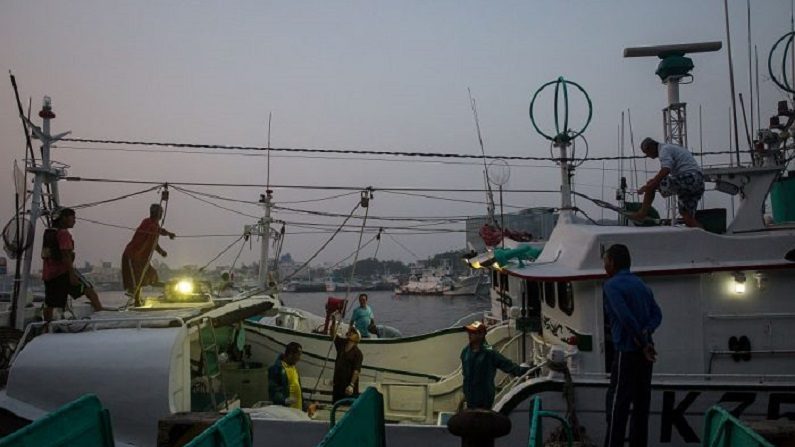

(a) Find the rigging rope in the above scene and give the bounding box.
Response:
[281,201,361,283]
[65,185,162,210]
[60,136,739,162]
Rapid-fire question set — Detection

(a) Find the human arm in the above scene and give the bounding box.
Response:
[159,227,175,239]
[346,351,363,395]
[155,244,167,257]
[603,282,646,348]
[267,365,288,405]
[639,167,671,194]
[492,350,527,376]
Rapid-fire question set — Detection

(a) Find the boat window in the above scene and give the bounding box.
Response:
[543,282,556,308]
[557,282,574,316]
[523,280,542,332]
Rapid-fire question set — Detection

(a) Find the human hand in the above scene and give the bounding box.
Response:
[307,402,319,418]
[643,343,657,363]
[345,385,354,396]
[168,232,176,240]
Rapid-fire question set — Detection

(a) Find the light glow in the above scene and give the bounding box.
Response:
[734,281,746,294]
[175,279,194,295]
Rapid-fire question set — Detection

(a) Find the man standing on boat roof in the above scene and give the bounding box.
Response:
[42,208,104,321]
[329,319,364,403]
[631,137,704,228]
[121,204,176,303]
[602,244,662,447]
[350,293,376,338]
[460,321,528,409]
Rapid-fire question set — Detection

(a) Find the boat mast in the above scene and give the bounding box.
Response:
[15,97,70,330]
[257,190,273,291]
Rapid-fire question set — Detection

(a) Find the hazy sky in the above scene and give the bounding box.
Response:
[1,1,792,271]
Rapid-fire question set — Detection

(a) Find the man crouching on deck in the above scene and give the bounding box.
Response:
[631,137,704,228]
[602,244,662,447]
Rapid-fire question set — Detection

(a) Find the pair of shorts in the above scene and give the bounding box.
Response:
[659,171,705,216]
[44,272,90,308]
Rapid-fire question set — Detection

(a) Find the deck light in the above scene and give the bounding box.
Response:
[733,272,746,294]
[175,279,195,295]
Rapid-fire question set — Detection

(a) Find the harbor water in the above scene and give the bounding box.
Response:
[100,289,490,336]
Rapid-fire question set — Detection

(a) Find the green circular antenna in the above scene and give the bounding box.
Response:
[769,31,795,94]
[529,76,592,146]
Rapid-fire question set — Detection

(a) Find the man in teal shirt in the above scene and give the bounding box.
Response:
[350,293,375,338]
[460,321,528,409]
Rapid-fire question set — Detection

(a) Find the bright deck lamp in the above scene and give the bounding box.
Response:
[174,279,195,296]
[732,272,746,294]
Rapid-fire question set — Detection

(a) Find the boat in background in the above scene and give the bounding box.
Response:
[443,271,490,297]
[395,261,454,295]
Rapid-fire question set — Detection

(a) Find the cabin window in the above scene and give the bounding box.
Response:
[557,282,574,316]
[543,282,556,308]
[523,280,542,332]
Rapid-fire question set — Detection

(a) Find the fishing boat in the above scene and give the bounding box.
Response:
[395,262,454,295]
[443,271,490,296]
[460,40,795,446]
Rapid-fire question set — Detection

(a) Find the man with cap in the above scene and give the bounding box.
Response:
[631,137,704,227]
[330,319,364,403]
[121,204,176,304]
[460,321,528,409]
[42,208,104,321]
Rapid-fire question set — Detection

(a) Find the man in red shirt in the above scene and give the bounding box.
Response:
[121,204,175,304]
[42,208,103,321]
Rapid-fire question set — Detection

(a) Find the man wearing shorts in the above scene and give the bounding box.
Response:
[42,208,103,321]
[631,137,704,228]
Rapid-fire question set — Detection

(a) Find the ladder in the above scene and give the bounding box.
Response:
[198,318,228,411]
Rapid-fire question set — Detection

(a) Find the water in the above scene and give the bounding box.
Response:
[98,289,490,336]
[281,291,491,336]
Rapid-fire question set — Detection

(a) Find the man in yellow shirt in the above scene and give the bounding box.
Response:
[268,342,304,409]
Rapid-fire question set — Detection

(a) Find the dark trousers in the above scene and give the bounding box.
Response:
[604,350,653,447]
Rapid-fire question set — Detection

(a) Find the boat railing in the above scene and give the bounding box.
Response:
[493,361,548,405]
[547,370,795,382]
[10,316,187,366]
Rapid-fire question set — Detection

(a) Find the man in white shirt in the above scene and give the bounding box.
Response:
[631,137,704,228]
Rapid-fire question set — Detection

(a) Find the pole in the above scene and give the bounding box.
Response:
[747,0,754,140]
[16,98,60,330]
[559,143,573,223]
[258,190,273,290]
[499,186,505,248]
[724,0,742,166]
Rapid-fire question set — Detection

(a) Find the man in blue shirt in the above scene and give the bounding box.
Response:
[602,244,662,447]
[350,293,375,338]
[632,137,704,227]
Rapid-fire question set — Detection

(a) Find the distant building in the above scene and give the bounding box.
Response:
[465,208,557,252]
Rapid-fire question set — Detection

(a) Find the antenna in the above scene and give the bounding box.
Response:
[624,41,722,148]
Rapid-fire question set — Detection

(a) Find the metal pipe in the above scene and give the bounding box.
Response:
[724,0,742,166]
[747,0,754,140]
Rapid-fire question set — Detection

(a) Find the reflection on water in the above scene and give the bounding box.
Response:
[99,289,490,336]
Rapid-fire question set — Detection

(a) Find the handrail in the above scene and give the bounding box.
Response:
[528,396,573,447]
[329,398,356,428]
